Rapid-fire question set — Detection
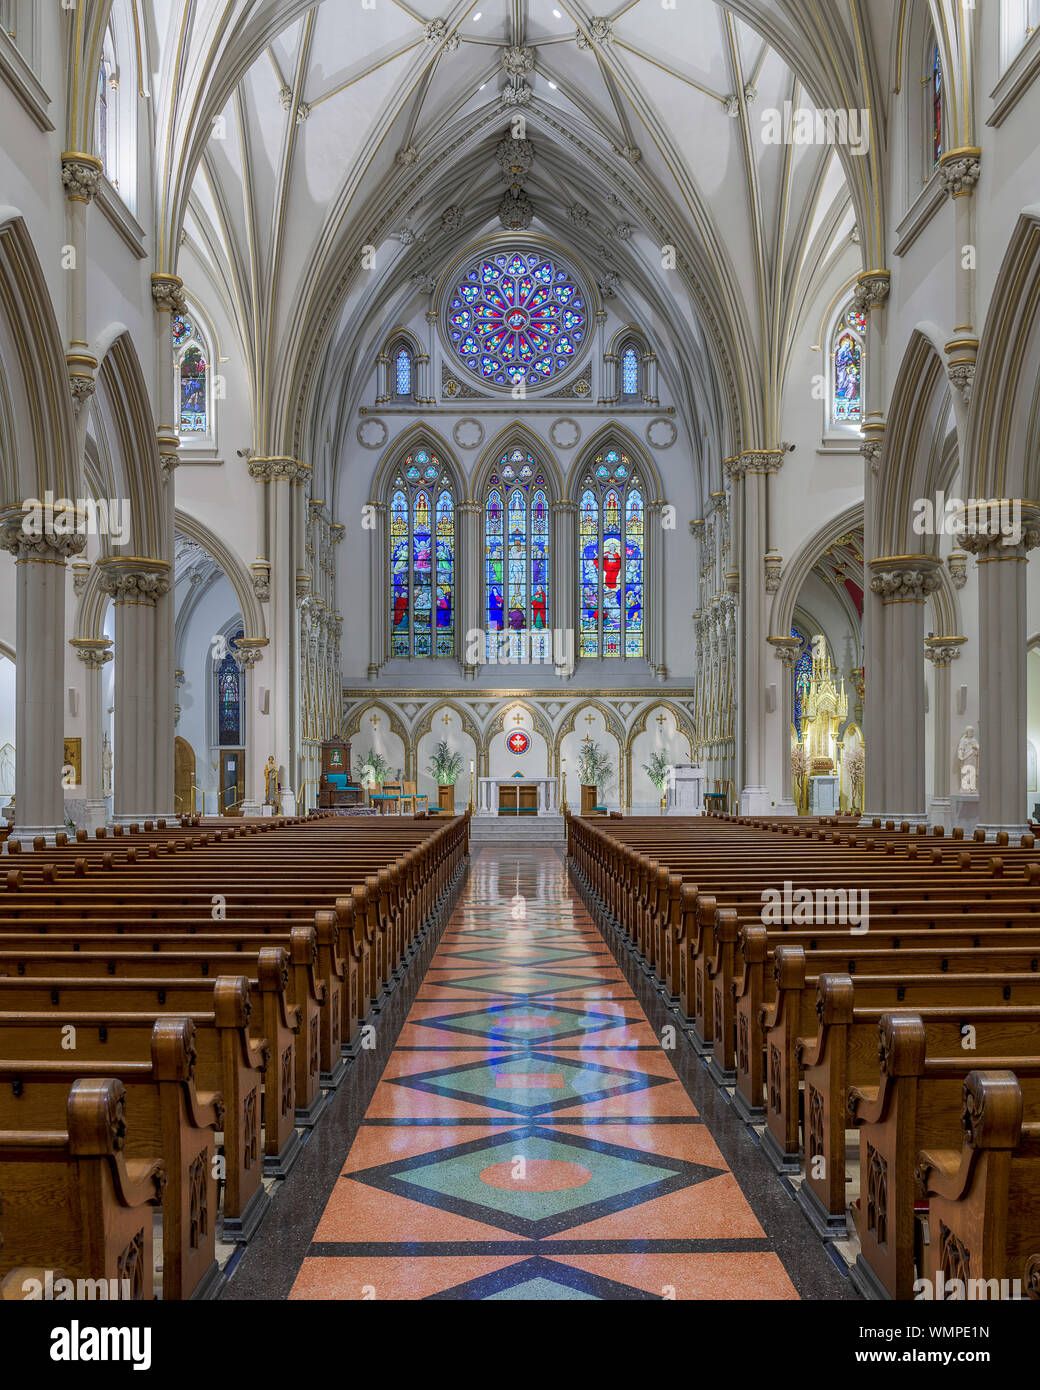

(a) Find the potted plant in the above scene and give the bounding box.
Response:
[577,739,614,814]
[355,748,392,805]
[642,749,673,812]
[427,739,463,814]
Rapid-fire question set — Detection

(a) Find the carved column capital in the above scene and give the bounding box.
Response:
[61,153,104,203]
[150,273,186,314]
[767,635,801,667]
[852,269,891,314]
[938,147,981,197]
[247,456,312,484]
[0,514,87,564]
[923,636,966,667]
[868,555,942,602]
[689,518,705,539]
[71,640,114,669]
[96,561,172,606]
[726,449,785,478]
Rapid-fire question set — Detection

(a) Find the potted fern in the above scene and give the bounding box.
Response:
[427,739,463,815]
[577,739,614,815]
[642,749,672,813]
[356,748,392,804]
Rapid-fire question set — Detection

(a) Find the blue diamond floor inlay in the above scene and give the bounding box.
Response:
[388,1048,669,1115]
[424,1255,663,1300]
[347,1124,723,1238]
[416,1002,628,1046]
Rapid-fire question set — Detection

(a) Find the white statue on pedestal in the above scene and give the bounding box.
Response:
[102,732,113,797]
[957,726,979,792]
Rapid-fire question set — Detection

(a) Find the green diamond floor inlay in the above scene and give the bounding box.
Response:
[443,969,614,996]
[484,1278,599,1301]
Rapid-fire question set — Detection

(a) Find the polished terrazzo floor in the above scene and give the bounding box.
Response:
[275,847,842,1301]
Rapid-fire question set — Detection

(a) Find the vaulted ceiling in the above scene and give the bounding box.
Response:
[127,0,903,498]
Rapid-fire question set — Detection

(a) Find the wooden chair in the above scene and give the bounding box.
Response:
[399,782,428,815]
[369,782,401,815]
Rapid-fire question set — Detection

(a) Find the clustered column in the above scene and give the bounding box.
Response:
[867,556,941,823]
[97,562,173,822]
[0,522,86,843]
[456,501,482,677]
[923,636,964,828]
[962,514,1040,836]
[71,638,113,833]
[551,500,577,673]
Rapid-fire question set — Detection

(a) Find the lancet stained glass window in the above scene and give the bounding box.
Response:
[447,250,586,389]
[579,448,644,658]
[390,450,454,658]
[792,627,812,739]
[217,630,243,746]
[485,449,550,660]
[932,43,943,167]
[395,348,412,397]
[832,307,865,423]
[173,314,208,434]
[621,347,640,396]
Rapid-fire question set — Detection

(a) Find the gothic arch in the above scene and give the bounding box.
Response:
[370,422,462,500]
[566,425,663,502]
[0,211,79,504]
[768,502,864,639]
[90,326,167,559]
[556,697,628,749]
[411,700,482,751]
[482,701,556,761]
[342,700,410,755]
[874,326,954,557]
[472,424,563,501]
[626,699,698,750]
[175,509,266,643]
[963,207,1040,502]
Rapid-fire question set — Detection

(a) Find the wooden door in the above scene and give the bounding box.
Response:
[174,737,195,814]
[220,750,244,814]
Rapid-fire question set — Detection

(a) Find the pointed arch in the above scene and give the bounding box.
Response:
[963,207,1040,502]
[370,422,462,500]
[472,423,563,501]
[874,326,954,557]
[174,510,267,644]
[90,327,166,559]
[0,211,79,505]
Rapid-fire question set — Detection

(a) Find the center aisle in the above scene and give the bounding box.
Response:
[283,846,843,1301]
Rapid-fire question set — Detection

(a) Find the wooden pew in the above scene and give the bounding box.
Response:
[918,1069,1040,1301]
[0,1017,223,1299]
[846,1015,1040,1299]
[0,977,268,1242]
[0,1078,164,1300]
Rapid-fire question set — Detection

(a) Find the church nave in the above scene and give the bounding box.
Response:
[226,848,848,1302]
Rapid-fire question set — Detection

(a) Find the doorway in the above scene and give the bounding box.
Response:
[174,737,196,814]
[220,750,244,815]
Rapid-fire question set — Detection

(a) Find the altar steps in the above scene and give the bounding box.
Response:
[470,814,566,845]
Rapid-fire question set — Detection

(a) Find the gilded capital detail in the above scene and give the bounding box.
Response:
[868,557,942,602]
[0,517,87,564]
[61,153,103,203]
[248,457,311,484]
[97,566,172,605]
[151,274,186,314]
[938,148,981,197]
[852,270,890,314]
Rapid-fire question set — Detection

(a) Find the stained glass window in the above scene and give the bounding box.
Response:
[395,347,412,397]
[931,44,943,167]
[97,59,109,174]
[579,448,644,659]
[792,627,812,739]
[621,346,640,396]
[447,250,586,390]
[832,308,864,423]
[485,449,550,660]
[217,630,243,746]
[389,450,454,658]
[173,314,208,434]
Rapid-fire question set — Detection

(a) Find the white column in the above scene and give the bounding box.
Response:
[98,562,173,823]
[551,500,576,676]
[924,637,964,830]
[867,557,940,822]
[963,518,1040,836]
[0,523,85,844]
[768,637,800,815]
[72,640,113,832]
[458,501,481,678]
[368,500,386,680]
[729,451,784,815]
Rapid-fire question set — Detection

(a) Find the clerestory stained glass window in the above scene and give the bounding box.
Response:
[217,630,243,746]
[447,250,586,390]
[485,449,550,660]
[173,314,208,434]
[621,346,640,396]
[792,627,812,739]
[395,348,412,397]
[579,448,644,659]
[932,43,943,167]
[390,450,454,658]
[832,308,865,423]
